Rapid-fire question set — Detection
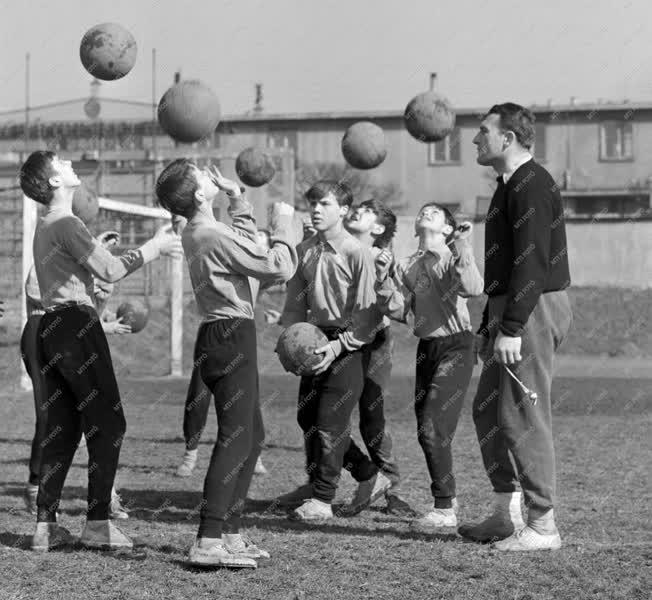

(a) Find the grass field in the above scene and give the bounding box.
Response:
[1,366,650,600]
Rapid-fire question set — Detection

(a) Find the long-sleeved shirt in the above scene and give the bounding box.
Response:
[182,198,297,322]
[25,265,45,317]
[26,256,117,318]
[480,159,571,337]
[375,241,484,339]
[281,228,382,351]
[33,206,154,311]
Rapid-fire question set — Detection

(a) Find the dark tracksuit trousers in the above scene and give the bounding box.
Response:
[473,291,572,516]
[20,314,47,486]
[415,330,476,509]
[182,363,212,451]
[195,318,264,538]
[37,305,126,522]
[342,326,401,488]
[297,329,365,503]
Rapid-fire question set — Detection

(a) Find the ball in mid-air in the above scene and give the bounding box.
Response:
[79,23,137,81]
[404,91,456,143]
[157,80,221,144]
[276,323,329,376]
[341,121,387,170]
[116,300,149,333]
[235,148,276,187]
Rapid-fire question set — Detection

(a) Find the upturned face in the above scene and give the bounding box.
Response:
[191,166,220,202]
[414,205,451,236]
[345,205,378,235]
[50,155,81,188]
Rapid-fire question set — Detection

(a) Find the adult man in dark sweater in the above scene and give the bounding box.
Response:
[459,103,572,552]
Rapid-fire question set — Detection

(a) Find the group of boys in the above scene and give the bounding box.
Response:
[17,101,571,568]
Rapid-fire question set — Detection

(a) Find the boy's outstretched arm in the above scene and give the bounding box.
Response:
[61,218,182,283]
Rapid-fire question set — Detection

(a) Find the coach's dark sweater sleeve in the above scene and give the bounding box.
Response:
[478,302,490,337]
[501,181,553,336]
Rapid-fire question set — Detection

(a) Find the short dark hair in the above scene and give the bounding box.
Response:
[305,180,354,208]
[20,151,57,205]
[155,159,200,218]
[358,198,397,249]
[486,103,536,149]
[420,202,458,244]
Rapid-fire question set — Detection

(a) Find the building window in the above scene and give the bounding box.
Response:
[267,129,297,151]
[428,127,461,165]
[533,123,546,162]
[563,192,649,219]
[600,121,633,161]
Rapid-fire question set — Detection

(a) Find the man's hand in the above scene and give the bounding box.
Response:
[311,341,341,375]
[104,317,132,335]
[208,166,242,198]
[375,249,393,281]
[493,331,522,365]
[154,224,183,258]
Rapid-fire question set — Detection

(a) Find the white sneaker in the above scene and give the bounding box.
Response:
[187,538,257,568]
[458,492,525,542]
[31,522,75,552]
[492,525,562,551]
[276,483,313,508]
[176,449,198,477]
[291,498,334,521]
[411,500,459,531]
[254,456,268,475]
[222,533,270,559]
[110,490,129,520]
[341,472,393,516]
[80,520,133,549]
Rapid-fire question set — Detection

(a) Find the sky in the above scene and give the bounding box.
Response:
[1,0,651,121]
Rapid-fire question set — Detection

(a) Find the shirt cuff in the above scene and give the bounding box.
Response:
[139,239,160,264]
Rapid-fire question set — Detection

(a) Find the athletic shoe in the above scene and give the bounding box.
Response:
[23,484,38,515]
[492,526,562,551]
[254,456,268,475]
[187,539,257,568]
[176,449,198,478]
[340,472,392,516]
[384,493,419,519]
[222,534,270,559]
[276,483,313,508]
[31,522,75,552]
[80,520,133,550]
[411,498,459,531]
[291,498,334,521]
[110,490,129,520]
[458,492,525,542]
[411,508,457,530]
